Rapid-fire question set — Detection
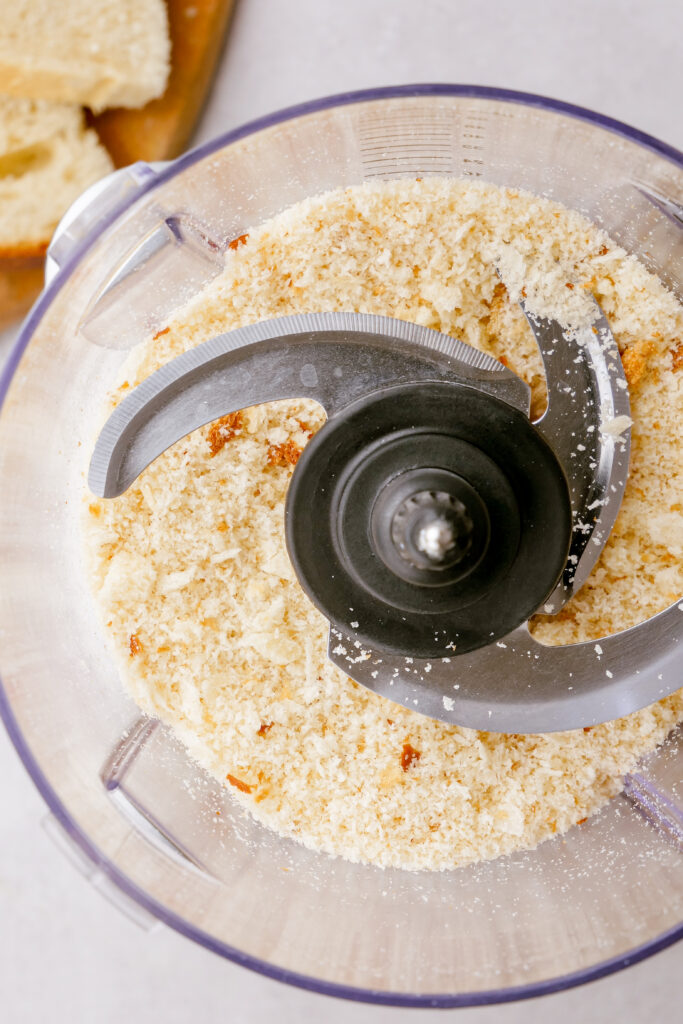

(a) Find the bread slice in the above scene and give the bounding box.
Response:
[93,0,236,166]
[0,96,113,255]
[0,0,170,113]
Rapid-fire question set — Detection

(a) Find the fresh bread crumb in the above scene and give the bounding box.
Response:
[85,178,683,871]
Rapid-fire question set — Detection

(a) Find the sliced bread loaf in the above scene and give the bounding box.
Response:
[0,0,170,113]
[0,96,113,255]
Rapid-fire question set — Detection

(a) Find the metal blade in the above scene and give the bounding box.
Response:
[89,312,528,498]
[328,597,683,733]
[522,300,631,610]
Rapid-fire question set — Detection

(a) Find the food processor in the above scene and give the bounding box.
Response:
[0,85,681,1006]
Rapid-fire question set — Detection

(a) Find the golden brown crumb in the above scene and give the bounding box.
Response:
[257,722,274,737]
[297,419,316,438]
[206,412,243,456]
[267,440,302,467]
[672,341,683,372]
[226,773,252,793]
[228,233,249,250]
[129,633,142,657]
[621,339,658,390]
[153,326,170,340]
[400,742,421,772]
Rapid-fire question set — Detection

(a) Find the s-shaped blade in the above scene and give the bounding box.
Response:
[89,312,528,498]
[90,310,672,735]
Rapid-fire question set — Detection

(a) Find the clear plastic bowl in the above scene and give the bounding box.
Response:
[0,86,681,1007]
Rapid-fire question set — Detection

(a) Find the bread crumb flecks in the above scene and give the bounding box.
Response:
[206,412,243,456]
[84,178,683,872]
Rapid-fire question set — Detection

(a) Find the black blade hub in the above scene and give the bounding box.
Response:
[286,381,572,658]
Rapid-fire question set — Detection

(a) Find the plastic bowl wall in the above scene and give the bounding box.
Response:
[0,86,681,1007]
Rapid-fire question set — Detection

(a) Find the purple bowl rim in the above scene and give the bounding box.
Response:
[1,83,682,1007]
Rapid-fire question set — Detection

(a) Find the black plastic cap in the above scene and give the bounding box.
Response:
[286,381,571,658]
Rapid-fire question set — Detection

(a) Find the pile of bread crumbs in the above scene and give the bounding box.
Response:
[85,178,683,871]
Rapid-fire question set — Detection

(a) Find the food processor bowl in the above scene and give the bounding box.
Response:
[0,86,682,1007]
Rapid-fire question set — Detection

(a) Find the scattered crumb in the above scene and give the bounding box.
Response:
[621,339,657,389]
[400,741,421,772]
[226,773,252,794]
[267,440,302,467]
[206,412,243,456]
[228,233,249,250]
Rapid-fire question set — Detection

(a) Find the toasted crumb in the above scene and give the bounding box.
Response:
[267,440,302,467]
[400,742,421,771]
[226,773,252,794]
[297,419,316,438]
[206,412,243,456]
[621,339,658,389]
[228,233,249,250]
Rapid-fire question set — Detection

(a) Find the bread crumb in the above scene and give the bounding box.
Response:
[226,773,252,794]
[400,742,421,771]
[85,178,683,872]
[267,440,302,467]
[602,414,633,437]
[228,233,249,250]
[621,339,657,389]
[206,412,243,456]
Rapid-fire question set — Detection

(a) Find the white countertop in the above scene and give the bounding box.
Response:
[1,1,682,1020]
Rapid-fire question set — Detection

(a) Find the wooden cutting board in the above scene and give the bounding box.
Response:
[92,0,236,167]
[0,0,235,330]
[0,253,46,331]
